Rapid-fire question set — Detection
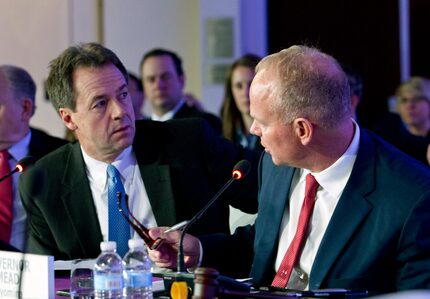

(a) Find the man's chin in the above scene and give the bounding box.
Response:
[272,157,282,166]
[270,155,286,166]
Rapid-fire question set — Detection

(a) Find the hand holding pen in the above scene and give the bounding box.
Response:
[164,220,189,233]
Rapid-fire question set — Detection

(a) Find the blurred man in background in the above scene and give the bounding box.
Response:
[0,65,66,250]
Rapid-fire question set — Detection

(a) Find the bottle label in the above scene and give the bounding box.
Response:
[124,271,152,287]
[94,273,124,290]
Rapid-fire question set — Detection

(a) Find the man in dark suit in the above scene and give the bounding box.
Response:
[148,46,430,294]
[19,43,257,260]
[140,48,222,134]
[0,65,67,251]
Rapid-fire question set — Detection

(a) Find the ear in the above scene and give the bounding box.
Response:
[292,117,313,145]
[59,108,78,131]
[350,95,360,112]
[21,98,33,121]
[179,74,185,89]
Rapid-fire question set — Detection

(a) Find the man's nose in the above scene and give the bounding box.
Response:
[111,98,128,118]
[250,120,260,136]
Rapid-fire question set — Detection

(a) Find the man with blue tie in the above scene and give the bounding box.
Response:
[19,43,258,259]
[148,45,430,294]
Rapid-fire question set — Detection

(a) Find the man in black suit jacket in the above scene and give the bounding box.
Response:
[148,46,430,294]
[19,43,257,260]
[140,48,222,134]
[0,65,67,251]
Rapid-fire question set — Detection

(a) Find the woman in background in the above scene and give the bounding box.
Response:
[220,54,263,152]
[220,54,262,232]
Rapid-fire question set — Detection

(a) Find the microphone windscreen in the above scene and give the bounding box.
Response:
[232,160,251,180]
[16,156,35,172]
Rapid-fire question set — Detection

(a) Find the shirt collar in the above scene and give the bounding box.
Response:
[8,131,31,162]
[81,145,135,190]
[308,119,360,198]
[151,99,185,121]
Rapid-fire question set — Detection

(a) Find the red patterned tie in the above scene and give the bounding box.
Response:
[0,150,13,242]
[271,173,319,288]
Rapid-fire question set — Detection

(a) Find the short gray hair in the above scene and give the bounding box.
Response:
[0,65,36,115]
[256,45,351,128]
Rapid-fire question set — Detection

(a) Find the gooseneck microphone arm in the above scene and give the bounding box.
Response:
[0,156,35,182]
[177,160,251,273]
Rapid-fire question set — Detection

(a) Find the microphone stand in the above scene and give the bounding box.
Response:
[159,160,251,297]
[0,167,20,182]
[0,156,35,182]
[177,175,237,273]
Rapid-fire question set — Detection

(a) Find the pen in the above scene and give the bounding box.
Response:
[164,220,189,233]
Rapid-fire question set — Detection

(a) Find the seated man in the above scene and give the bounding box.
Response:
[0,65,67,251]
[19,43,258,259]
[140,48,222,134]
[148,45,430,294]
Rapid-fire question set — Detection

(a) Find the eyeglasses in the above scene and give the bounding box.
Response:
[397,96,428,105]
[116,192,164,250]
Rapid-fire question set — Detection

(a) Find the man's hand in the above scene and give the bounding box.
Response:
[148,227,201,270]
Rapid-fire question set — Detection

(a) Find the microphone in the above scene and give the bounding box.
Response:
[177,159,251,272]
[0,156,35,182]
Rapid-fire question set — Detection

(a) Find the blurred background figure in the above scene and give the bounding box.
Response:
[220,54,262,232]
[342,65,363,121]
[395,76,430,138]
[128,71,145,120]
[0,65,66,250]
[342,66,430,166]
[370,78,430,166]
[140,48,222,134]
[220,54,263,152]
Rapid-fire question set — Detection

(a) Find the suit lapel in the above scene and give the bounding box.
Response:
[252,155,296,283]
[310,129,376,289]
[60,143,102,256]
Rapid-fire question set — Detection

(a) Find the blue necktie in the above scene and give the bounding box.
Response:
[107,165,130,256]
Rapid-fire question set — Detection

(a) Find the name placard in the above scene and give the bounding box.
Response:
[0,250,54,299]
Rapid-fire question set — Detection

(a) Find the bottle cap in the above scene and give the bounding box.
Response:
[128,238,145,249]
[100,241,117,251]
[170,281,188,299]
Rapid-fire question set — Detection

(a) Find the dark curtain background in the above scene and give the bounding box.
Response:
[267,0,430,129]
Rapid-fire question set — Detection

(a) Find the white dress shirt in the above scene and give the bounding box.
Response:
[275,120,360,289]
[8,131,31,250]
[82,145,157,241]
[151,99,185,122]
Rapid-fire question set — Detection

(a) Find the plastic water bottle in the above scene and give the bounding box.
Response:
[94,241,124,299]
[123,239,153,299]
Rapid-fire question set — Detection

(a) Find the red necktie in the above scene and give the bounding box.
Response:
[0,150,13,242]
[271,173,319,288]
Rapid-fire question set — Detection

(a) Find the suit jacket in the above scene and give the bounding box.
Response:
[174,104,222,135]
[19,119,258,260]
[3,128,67,252]
[200,129,430,293]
